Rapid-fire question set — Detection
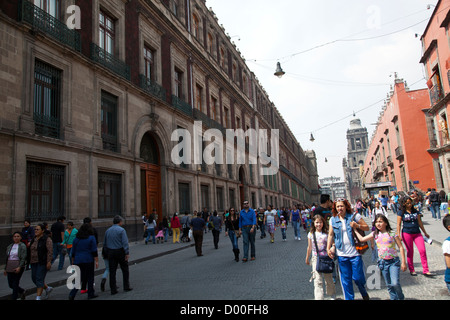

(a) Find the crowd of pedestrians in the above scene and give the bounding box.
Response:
[3,189,450,300]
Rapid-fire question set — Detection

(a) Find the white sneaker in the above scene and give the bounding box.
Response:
[36,296,41,300]
[45,286,53,298]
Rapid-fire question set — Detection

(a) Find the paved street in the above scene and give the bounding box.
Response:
[5,211,448,302]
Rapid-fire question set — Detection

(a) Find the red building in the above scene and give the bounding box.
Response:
[362,76,436,194]
[420,0,450,192]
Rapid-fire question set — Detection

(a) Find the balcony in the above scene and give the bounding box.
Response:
[429,85,444,106]
[387,155,393,167]
[18,0,81,52]
[193,108,211,127]
[171,95,193,117]
[395,146,404,160]
[34,113,60,139]
[90,43,130,80]
[139,74,166,102]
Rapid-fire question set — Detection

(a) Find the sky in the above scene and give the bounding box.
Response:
[205,0,438,181]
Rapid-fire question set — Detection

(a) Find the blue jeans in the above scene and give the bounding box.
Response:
[292,221,301,239]
[378,257,404,300]
[52,242,65,270]
[281,228,286,240]
[337,255,368,300]
[430,202,441,219]
[145,228,155,244]
[241,226,255,260]
[228,230,239,250]
[31,263,48,288]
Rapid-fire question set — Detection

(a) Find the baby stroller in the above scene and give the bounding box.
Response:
[180,226,190,242]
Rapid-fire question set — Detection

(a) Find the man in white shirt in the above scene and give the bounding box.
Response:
[264,205,278,243]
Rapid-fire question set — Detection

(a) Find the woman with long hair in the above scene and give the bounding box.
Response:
[225,207,240,261]
[396,196,434,277]
[327,198,370,300]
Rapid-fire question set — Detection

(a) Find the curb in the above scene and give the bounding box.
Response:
[0,242,194,300]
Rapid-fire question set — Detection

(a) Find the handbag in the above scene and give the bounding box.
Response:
[313,232,334,273]
[230,219,240,238]
[352,214,369,254]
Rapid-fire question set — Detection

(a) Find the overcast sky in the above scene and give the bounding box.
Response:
[205,0,438,181]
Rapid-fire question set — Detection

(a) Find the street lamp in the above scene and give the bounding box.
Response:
[274,62,285,78]
[309,133,315,142]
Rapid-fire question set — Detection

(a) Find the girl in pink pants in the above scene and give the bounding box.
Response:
[397,196,435,277]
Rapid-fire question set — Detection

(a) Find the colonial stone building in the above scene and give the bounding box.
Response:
[0,0,319,254]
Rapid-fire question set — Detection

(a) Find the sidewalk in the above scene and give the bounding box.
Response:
[0,234,199,300]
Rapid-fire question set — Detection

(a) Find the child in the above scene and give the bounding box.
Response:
[443,214,450,294]
[305,215,336,300]
[156,222,165,244]
[353,214,407,300]
[280,216,287,241]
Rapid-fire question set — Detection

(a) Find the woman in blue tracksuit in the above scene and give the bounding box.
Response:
[327,198,370,300]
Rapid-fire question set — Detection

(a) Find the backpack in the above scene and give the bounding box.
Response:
[429,191,439,203]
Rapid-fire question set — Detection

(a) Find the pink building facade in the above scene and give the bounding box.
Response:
[362,77,436,194]
[420,0,450,192]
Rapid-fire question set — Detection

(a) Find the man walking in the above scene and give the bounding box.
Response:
[239,200,256,262]
[103,215,132,295]
[50,216,66,270]
[190,211,206,256]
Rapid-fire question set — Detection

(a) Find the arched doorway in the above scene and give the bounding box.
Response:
[140,132,162,223]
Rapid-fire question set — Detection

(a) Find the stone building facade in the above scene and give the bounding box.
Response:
[0,0,319,256]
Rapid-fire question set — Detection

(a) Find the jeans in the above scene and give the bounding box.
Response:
[6,268,25,300]
[212,229,220,249]
[378,257,404,300]
[228,230,239,250]
[430,202,441,219]
[292,221,301,239]
[241,226,255,259]
[258,222,266,238]
[281,228,286,240]
[193,230,204,256]
[31,263,48,288]
[52,242,65,270]
[145,228,155,244]
[337,255,368,300]
[441,203,449,217]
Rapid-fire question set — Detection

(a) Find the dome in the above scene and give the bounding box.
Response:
[349,118,363,130]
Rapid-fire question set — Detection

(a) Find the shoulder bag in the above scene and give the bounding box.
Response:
[352,214,369,254]
[313,232,334,273]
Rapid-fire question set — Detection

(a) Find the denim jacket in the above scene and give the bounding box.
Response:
[330,213,355,251]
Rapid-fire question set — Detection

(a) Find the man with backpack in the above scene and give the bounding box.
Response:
[429,188,441,221]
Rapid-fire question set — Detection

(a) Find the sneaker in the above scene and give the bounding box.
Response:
[36,296,41,300]
[80,289,88,294]
[45,286,53,298]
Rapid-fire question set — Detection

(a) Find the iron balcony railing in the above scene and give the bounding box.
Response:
[33,113,60,139]
[139,74,166,102]
[90,43,130,80]
[18,0,81,52]
[429,85,444,106]
[171,95,193,117]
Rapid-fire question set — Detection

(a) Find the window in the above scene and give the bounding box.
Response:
[171,0,179,17]
[34,0,61,19]
[224,107,229,128]
[195,84,203,112]
[99,10,115,55]
[178,183,191,214]
[33,60,61,139]
[192,14,200,39]
[174,69,183,98]
[26,161,65,222]
[98,172,122,218]
[211,96,218,122]
[219,48,225,69]
[143,45,155,82]
[101,91,118,152]
[207,33,214,54]
[216,187,224,211]
[201,185,209,210]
